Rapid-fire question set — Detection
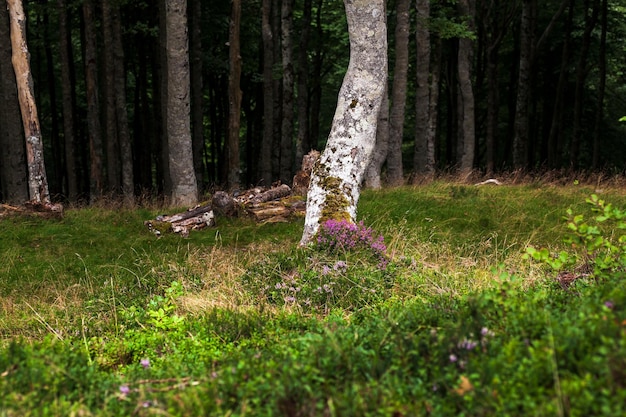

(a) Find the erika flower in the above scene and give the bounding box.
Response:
[140,358,150,369]
[315,219,388,269]
[119,385,130,395]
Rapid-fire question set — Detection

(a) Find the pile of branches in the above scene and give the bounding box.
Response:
[144,150,319,237]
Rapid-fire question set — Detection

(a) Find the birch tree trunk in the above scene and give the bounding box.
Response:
[300,0,387,246]
[0,1,28,204]
[7,0,50,204]
[166,0,198,206]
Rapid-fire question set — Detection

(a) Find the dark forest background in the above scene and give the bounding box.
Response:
[1,0,625,204]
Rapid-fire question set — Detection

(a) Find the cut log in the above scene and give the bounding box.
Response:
[251,184,291,204]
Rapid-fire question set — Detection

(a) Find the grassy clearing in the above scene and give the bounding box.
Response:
[1,181,626,415]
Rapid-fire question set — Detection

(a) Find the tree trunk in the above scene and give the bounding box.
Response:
[386,0,410,186]
[260,0,274,185]
[512,0,533,169]
[7,0,50,204]
[570,0,599,169]
[189,0,204,192]
[295,0,312,166]
[364,85,389,189]
[111,4,134,203]
[279,0,294,184]
[166,0,198,206]
[457,0,476,174]
[592,0,607,169]
[57,0,78,201]
[300,0,387,245]
[102,0,120,194]
[227,0,242,189]
[82,0,104,200]
[413,0,432,177]
[0,1,28,204]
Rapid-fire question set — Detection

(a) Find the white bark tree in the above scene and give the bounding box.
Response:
[300,0,387,246]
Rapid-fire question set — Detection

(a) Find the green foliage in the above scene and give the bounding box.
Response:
[2,185,626,415]
[525,194,626,279]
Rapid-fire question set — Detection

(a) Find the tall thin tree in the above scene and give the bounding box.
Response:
[165,0,197,206]
[228,0,242,189]
[7,0,50,204]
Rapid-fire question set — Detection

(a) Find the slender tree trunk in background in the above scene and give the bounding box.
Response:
[227,0,242,189]
[166,0,197,206]
[512,0,533,169]
[7,0,50,204]
[190,0,204,192]
[413,0,432,178]
[295,0,312,165]
[57,0,78,201]
[43,13,62,195]
[457,0,476,174]
[547,0,574,168]
[386,0,410,186]
[260,0,274,185]
[83,0,104,200]
[592,0,607,169]
[111,5,134,203]
[309,0,323,150]
[280,0,294,184]
[365,85,389,189]
[570,0,599,169]
[102,0,120,193]
[271,0,282,180]
[301,0,387,246]
[425,36,441,176]
[0,2,28,203]
[159,0,171,195]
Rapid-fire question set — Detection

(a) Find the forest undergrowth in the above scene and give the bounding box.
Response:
[1,178,626,416]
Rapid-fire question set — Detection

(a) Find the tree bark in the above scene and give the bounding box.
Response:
[386,0,410,186]
[570,0,599,169]
[228,0,242,189]
[111,3,134,203]
[102,0,120,193]
[260,0,274,185]
[279,0,295,184]
[413,0,432,177]
[166,0,198,206]
[295,0,313,169]
[82,0,104,200]
[300,0,387,245]
[189,0,204,192]
[0,1,28,204]
[592,0,607,169]
[512,0,531,169]
[57,0,78,201]
[364,83,389,189]
[456,0,476,174]
[7,0,50,204]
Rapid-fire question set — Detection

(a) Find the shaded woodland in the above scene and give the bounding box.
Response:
[1,0,625,205]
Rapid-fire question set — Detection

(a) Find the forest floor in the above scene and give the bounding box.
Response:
[2,178,626,415]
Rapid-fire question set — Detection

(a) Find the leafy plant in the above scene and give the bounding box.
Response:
[525,194,626,280]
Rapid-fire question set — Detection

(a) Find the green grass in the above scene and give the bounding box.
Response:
[1,182,626,416]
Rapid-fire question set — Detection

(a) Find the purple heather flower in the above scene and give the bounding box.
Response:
[459,339,478,350]
[140,358,150,369]
[119,385,130,395]
[449,354,458,363]
[604,301,615,309]
[284,296,296,303]
[333,260,347,271]
[321,265,331,275]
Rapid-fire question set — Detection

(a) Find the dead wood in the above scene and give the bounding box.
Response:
[0,201,64,219]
